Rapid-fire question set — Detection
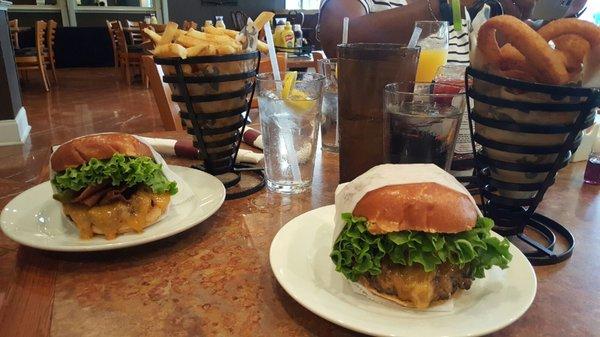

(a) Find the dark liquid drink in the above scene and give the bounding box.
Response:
[389,128,449,168]
[384,82,463,171]
[337,44,420,183]
[584,155,600,185]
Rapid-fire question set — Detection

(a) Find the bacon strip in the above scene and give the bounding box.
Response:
[71,183,130,207]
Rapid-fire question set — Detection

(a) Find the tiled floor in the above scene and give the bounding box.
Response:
[0,67,166,227]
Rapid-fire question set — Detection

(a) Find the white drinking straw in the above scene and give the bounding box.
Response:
[342,17,349,44]
[263,23,302,182]
[264,23,281,85]
[408,27,422,48]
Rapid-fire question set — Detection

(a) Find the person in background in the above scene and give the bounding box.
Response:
[318,0,538,60]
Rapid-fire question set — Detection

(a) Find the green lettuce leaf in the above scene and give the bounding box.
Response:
[52,154,178,195]
[330,214,512,282]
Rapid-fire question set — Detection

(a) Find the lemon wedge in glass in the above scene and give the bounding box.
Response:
[282,72,316,113]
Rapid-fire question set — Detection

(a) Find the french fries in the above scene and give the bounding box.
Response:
[176,34,205,48]
[152,11,274,58]
[152,43,187,59]
[253,12,275,32]
[187,29,241,47]
[203,25,238,39]
[158,22,179,45]
[257,40,269,54]
[143,28,162,45]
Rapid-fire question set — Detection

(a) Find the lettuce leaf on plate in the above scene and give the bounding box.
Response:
[330,214,512,282]
[52,153,178,195]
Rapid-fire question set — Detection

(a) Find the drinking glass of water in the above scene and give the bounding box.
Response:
[318,59,339,152]
[257,72,325,194]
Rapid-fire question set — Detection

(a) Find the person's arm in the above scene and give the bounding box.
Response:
[319,0,441,57]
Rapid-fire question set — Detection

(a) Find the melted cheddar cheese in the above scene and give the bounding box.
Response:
[63,187,170,240]
[367,262,472,309]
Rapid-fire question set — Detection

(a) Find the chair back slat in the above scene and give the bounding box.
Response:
[111,21,129,54]
[46,20,58,52]
[230,11,248,31]
[126,19,143,45]
[35,20,48,57]
[182,20,198,31]
[9,19,19,49]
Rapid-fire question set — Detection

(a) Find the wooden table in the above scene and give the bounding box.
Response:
[0,130,599,337]
[287,54,315,69]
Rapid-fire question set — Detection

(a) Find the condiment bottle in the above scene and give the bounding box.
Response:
[273,19,286,48]
[282,22,295,49]
[293,24,303,49]
[583,134,600,185]
[215,16,226,29]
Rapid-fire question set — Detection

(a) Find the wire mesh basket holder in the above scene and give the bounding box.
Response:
[465,66,599,265]
[154,52,264,200]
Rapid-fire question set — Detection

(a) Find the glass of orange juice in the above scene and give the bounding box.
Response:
[414,21,449,83]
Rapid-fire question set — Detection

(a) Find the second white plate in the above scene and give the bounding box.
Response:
[270,205,537,337]
[1,165,225,252]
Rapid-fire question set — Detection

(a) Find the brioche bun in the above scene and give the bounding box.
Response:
[353,183,478,235]
[51,133,153,172]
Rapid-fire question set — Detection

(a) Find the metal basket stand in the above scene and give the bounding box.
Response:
[465,67,599,265]
[154,52,265,200]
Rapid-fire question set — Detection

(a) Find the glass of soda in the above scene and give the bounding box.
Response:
[318,58,339,152]
[383,82,464,171]
[257,72,325,194]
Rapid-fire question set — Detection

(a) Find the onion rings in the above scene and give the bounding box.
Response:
[553,34,590,73]
[538,18,600,46]
[477,15,569,85]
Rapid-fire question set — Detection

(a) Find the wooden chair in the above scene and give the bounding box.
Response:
[107,20,119,68]
[15,20,50,92]
[230,11,248,31]
[112,21,145,86]
[9,19,19,50]
[45,19,58,84]
[125,20,143,45]
[182,20,198,31]
[142,55,182,131]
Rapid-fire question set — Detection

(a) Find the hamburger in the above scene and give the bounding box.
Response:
[51,133,178,240]
[330,164,512,309]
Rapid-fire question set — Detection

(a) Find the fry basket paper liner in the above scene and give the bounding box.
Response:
[161,57,257,158]
[331,164,482,312]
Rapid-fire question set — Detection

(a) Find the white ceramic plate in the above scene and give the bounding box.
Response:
[270,205,537,337]
[1,166,225,252]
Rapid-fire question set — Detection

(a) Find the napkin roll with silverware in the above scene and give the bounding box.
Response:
[52,131,264,164]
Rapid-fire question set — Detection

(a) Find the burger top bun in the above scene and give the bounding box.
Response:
[51,133,153,172]
[353,183,478,234]
[333,164,482,243]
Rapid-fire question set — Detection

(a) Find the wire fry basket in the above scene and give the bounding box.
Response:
[154,51,264,199]
[465,66,599,265]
